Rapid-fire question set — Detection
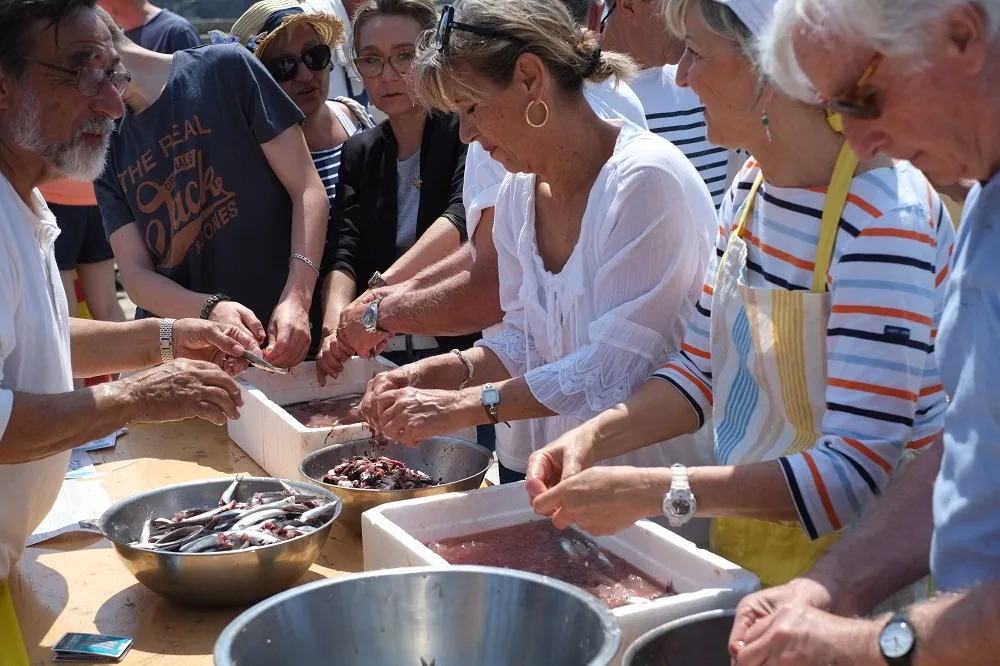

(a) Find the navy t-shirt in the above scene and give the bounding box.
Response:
[96,44,305,326]
[125,9,202,54]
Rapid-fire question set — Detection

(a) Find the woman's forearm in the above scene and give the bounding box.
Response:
[281,184,328,306]
[321,269,358,337]
[588,378,701,462]
[383,217,463,286]
[688,462,801,522]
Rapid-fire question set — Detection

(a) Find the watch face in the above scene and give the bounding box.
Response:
[362,304,377,329]
[670,498,691,517]
[880,622,914,659]
[482,388,500,405]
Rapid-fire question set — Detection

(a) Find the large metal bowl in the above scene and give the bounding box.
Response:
[623,609,736,666]
[215,565,622,666]
[98,477,342,607]
[299,436,492,532]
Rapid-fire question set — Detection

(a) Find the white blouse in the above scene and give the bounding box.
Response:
[477,121,718,472]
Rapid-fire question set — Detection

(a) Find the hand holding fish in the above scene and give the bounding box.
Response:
[264,294,312,369]
[358,369,412,434]
[336,290,392,360]
[368,386,479,445]
[171,318,256,376]
[525,423,601,502]
[207,300,267,348]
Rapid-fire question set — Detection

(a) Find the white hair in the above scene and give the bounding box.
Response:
[762,0,1000,102]
[11,86,115,182]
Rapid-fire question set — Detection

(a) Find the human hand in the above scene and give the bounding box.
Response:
[729,577,836,658]
[208,301,266,349]
[530,466,665,535]
[731,605,884,666]
[119,358,244,426]
[525,423,600,503]
[171,318,255,376]
[358,369,412,433]
[264,295,311,368]
[337,290,392,359]
[315,330,352,385]
[374,387,478,444]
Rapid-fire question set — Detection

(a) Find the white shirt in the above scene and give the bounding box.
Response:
[300,0,365,100]
[629,65,735,208]
[476,122,717,472]
[464,77,650,264]
[0,176,73,582]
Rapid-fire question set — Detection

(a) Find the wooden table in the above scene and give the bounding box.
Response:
[9,420,364,665]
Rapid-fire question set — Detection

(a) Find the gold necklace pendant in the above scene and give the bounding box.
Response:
[411,178,423,190]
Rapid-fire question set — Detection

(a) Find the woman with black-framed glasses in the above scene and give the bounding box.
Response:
[314,0,476,384]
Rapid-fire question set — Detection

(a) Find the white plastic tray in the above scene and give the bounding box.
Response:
[362,481,760,665]
[227,358,477,482]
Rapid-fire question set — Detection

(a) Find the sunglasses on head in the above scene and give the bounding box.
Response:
[265,43,332,83]
[823,52,884,120]
[433,4,523,52]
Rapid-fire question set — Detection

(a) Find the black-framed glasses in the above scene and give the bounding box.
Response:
[433,4,523,52]
[22,57,130,97]
[822,52,884,120]
[354,48,416,78]
[601,1,616,32]
[265,43,332,83]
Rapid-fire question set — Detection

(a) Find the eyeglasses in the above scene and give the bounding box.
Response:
[433,4,523,53]
[22,57,131,97]
[823,52,884,120]
[265,43,332,83]
[601,1,616,32]
[354,48,415,78]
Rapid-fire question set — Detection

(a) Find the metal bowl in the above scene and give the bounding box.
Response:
[98,477,342,607]
[215,565,622,666]
[299,436,492,532]
[623,609,736,666]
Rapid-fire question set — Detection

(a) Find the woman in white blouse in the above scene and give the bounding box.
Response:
[356,0,717,482]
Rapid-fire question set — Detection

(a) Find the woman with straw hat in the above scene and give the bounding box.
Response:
[229,1,374,211]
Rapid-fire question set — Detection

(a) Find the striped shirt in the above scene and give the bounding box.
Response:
[311,102,365,203]
[629,65,732,208]
[654,159,954,539]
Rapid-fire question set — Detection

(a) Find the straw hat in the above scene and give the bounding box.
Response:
[229,0,345,57]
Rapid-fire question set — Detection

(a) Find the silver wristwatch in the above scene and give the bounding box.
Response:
[663,464,697,527]
[368,271,388,289]
[362,297,384,334]
[159,318,175,364]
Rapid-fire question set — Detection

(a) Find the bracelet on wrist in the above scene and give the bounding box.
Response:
[452,349,474,390]
[290,253,320,275]
[200,293,230,320]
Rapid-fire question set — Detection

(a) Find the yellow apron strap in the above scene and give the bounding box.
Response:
[736,171,766,237]
[0,581,30,666]
[811,141,860,292]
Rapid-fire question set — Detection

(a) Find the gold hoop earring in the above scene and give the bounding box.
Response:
[525,100,549,128]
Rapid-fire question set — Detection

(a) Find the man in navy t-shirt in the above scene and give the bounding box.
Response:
[95,14,329,370]
[100,0,202,54]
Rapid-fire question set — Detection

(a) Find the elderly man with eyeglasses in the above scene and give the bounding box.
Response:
[0,3,254,651]
[721,1,1000,665]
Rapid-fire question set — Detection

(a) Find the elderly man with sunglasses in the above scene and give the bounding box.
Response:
[0,3,256,655]
[721,2,1000,665]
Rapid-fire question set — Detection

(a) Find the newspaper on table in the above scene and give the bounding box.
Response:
[27,478,112,546]
[74,428,126,453]
[66,449,97,480]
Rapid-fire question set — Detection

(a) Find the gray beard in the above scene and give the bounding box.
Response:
[10,87,114,182]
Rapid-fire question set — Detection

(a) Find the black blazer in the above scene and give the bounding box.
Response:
[324,112,468,286]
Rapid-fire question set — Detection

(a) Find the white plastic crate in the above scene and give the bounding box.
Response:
[227,358,477,482]
[362,481,760,665]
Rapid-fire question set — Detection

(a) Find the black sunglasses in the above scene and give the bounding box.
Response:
[433,4,523,52]
[265,43,332,83]
[23,57,130,97]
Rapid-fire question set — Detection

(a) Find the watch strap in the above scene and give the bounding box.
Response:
[368,271,388,289]
[200,293,230,320]
[159,318,175,364]
[671,464,690,491]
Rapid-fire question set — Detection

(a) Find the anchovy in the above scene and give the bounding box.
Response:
[232,509,291,531]
[301,502,340,525]
[220,475,243,505]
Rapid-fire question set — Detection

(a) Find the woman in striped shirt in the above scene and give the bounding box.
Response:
[230,2,372,208]
[524,0,954,593]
